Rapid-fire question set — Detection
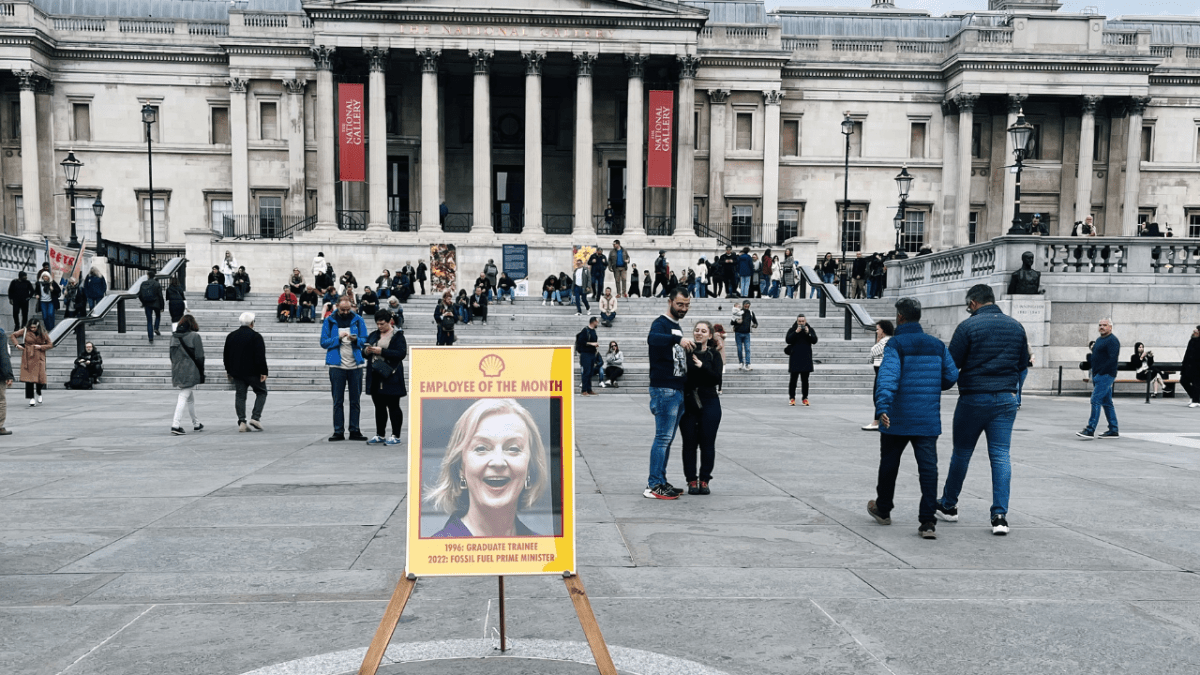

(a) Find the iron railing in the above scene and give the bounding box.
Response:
[695,221,791,248]
[644,215,675,236]
[220,214,316,239]
[593,215,625,236]
[103,241,186,291]
[443,213,472,233]
[389,211,419,232]
[544,214,573,235]
[50,256,188,351]
[337,210,368,231]
[493,213,524,234]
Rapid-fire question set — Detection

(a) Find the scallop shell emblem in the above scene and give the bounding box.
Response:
[478,354,505,378]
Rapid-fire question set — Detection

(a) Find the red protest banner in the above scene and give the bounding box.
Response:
[339,83,365,182]
[647,90,674,188]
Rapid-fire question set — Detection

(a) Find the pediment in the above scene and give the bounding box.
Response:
[317,0,708,20]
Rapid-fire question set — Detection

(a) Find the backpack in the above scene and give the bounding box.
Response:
[138,281,158,305]
[67,364,92,390]
[655,257,667,274]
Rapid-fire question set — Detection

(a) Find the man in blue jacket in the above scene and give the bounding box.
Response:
[936,284,1029,536]
[869,297,959,539]
[320,298,369,442]
[736,247,754,298]
[1078,318,1120,440]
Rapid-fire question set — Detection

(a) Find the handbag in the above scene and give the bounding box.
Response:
[784,344,793,356]
[371,356,397,381]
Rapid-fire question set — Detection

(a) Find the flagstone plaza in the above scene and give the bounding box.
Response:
[3,389,1200,674]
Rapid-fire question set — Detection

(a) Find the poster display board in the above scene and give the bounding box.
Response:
[338,83,365,182]
[502,243,528,280]
[647,90,674,188]
[406,345,576,577]
[429,244,457,293]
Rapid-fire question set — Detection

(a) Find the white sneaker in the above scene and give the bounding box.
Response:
[385,435,401,445]
[367,435,386,444]
[1190,402,1200,408]
[861,422,878,431]
[28,399,35,407]
[36,394,42,404]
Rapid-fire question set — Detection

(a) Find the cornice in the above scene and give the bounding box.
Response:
[1150,75,1200,86]
[783,67,942,81]
[702,56,791,69]
[54,47,228,64]
[943,59,1157,78]
[225,45,313,58]
[306,9,704,30]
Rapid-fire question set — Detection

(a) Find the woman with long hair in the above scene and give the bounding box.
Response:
[169,314,205,435]
[679,320,723,495]
[166,277,187,329]
[1130,342,1166,398]
[862,320,895,430]
[600,341,624,388]
[35,272,60,330]
[11,317,52,406]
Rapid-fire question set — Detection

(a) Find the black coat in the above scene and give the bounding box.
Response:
[365,328,408,396]
[223,325,269,378]
[1183,337,1200,379]
[8,278,34,304]
[786,323,819,373]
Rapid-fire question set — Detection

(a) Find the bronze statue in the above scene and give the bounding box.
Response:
[1008,251,1042,295]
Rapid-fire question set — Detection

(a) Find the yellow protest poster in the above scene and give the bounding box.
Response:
[406,345,576,577]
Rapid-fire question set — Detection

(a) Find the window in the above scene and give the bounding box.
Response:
[72,103,91,142]
[145,106,160,143]
[1138,208,1155,229]
[73,196,98,242]
[13,195,23,234]
[779,208,799,241]
[971,122,982,158]
[1189,211,1200,238]
[617,103,627,141]
[731,204,754,246]
[692,202,700,226]
[781,119,800,156]
[839,207,863,252]
[1141,126,1153,162]
[386,91,402,135]
[694,112,700,150]
[735,113,752,150]
[210,198,232,235]
[1094,122,1108,163]
[141,197,166,242]
[211,107,230,145]
[968,211,978,244]
[909,122,926,159]
[902,210,925,253]
[848,121,862,157]
[260,101,278,140]
[258,195,282,237]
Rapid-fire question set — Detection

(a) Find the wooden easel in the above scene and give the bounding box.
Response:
[357,570,618,675]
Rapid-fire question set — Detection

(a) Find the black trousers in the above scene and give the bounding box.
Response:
[372,393,403,437]
[12,301,28,331]
[1183,377,1199,403]
[680,396,722,483]
[233,376,268,423]
[876,433,940,524]
[788,371,810,400]
[25,382,45,398]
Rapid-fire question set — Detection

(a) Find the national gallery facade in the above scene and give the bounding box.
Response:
[1,0,1199,283]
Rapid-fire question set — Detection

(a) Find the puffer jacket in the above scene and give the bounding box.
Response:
[948,304,1029,394]
[170,327,205,388]
[874,322,958,437]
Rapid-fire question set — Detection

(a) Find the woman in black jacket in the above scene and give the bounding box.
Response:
[363,309,408,445]
[1130,342,1165,398]
[166,277,187,326]
[785,314,819,406]
[679,320,723,495]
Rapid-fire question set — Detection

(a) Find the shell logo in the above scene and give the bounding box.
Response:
[478,354,505,378]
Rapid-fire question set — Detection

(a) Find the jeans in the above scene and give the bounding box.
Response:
[680,395,721,482]
[735,333,751,366]
[739,275,751,298]
[785,284,795,299]
[940,392,1018,516]
[876,433,940,524]
[1085,373,1118,434]
[591,271,605,300]
[647,387,684,488]
[696,282,707,298]
[144,307,160,339]
[40,301,55,330]
[543,290,560,303]
[572,286,590,313]
[1017,369,1028,407]
[759,276,770,296]
[233,376,268,423]
[600,311,615,326]
[299,305,314,322]
[329,367,363,434]
[579,352,596,393]
[173,386,198,429]
[498,288,513,302]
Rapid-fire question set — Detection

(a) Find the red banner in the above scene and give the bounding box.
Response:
[338,83,365,182]
[647,90,674,188]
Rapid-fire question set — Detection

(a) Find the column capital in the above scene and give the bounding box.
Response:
[1125,96,1151,117]
[1080,94,1102,115]
[955,92,979,113]
[708,89,729,104]
[226,77,248,94]
[283,78,307,96]
[14,70,35,91]
[310,45,335,70]
[470,49,493,75]
[624,53,647,78]
[1006,93,1027,114]
[677,54,700,79]
[523,51,545,76]
[763,90,784,106]
[366,47,388,73]
[574,52,596,77]
[418,48,441,74]
[34,77,52,95]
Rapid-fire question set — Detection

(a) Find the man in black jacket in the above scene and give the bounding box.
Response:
[850,252,869,299]
[223,312,269,432]
[1183,325,1200,407]
[575,317,599,396]
[8,271,33,330]
[718,246,738,297]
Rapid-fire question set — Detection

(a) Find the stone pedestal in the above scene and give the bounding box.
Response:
[1004,294,1050,364]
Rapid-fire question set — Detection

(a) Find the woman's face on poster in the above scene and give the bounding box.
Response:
[461,412,532,512]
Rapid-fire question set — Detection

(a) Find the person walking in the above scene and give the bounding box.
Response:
[934,284,1028,536]
[1077,318,1120,440]
[850,252,868,299]
[609,240,629,297]
[599,288,618,327]
[653,250,670,298]
[35,272,60,331]
[169,314,206,435]
[588,247,607,301]
[759,250,774,297]
[83,268,107,313]
[785,314,819,406]
[166,278,186,329]
[138,275,164,343]
[644,289,693,500]
[223,312,269,433]
[600,340,624,388]
[321,298,369,442]
[416,260,427,295]
[0,323,12,434]
[8,271,33,330]
[575,317,599,396]
[11,317,52,407]
[736,247,753,298]
[679,320,723,495]
[1182,326,1200,408]
[571,259,591,315]
[363,309,407,445]
[718,246,737,298]
[484,259,499,300]
[868,298,959,540]
[628,265,641,298]
[731,300,758,370]
[862,320,895,430]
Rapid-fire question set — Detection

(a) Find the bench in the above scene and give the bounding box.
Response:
[1113,361,1183,403]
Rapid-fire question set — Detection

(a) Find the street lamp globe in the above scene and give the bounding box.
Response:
[141,103,157,126]
[91,196,104,219]
[1008,110,1034,159]
[894,165,913,200]
[60,151,82,186]
[894,207,905,232]
[840,112,855,137]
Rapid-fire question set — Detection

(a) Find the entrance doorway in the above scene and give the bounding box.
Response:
[606,161,626,234]
[388,157,413,231]
[494,165,524,233]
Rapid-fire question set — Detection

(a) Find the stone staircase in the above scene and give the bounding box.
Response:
[39,292,896,395]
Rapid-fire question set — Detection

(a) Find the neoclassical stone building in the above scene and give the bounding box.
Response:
[0,0,1198,285]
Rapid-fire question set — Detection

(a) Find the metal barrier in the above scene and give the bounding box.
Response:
[593,215,625,236]
[219,214,316,239]
[389,211,420,232]
[798,264,875,339]
[644,215,674,236]
[105,242,185,291]
[493,213,524,234]
[337,210,368,231]
[443,213,472,233]
[543,215,573,235]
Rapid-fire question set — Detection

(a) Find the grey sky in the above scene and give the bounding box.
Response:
[763,0,1200,19]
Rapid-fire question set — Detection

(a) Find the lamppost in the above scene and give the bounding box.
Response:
[839,112,854,293]
[141,103,157,267]
[60,151,82,248]
[1006,108,1035,235]
[91,196,104,249]
[893,165,912,260]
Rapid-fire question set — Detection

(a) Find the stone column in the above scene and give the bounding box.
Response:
[674,55,699,234]
[762,89,783,234]
[227,77,250,219]
[1122,96,1151,235]
[524,51,544,232]
[1075,95,1101,226]
[14,71,40,237]
[574,53,596,235]
[311,46,336,228]
[366,48,389,231]
[470,49,492,233]
[707,89,728,226]
[283,79,307,220]
[954,93,978,247]
[939,99,958,248]
[625,54,646,235]
[1002,94,1026,236]
[419,49,441,231]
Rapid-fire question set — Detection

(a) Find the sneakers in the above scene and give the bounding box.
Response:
[991,514,1010,536]
[348,431,369,442]
[662,482,685,496]
[328,432,346,442]
[698,480,710,495]
[861,422,879,431]
[1097,430,1120,439]
[238,422,250,432]
[1076,429,1096,439]
[1189,402,1200,408]
[0,428,10,435]
[745,364,753,371]
[385,435,401,446]
[248,419,263,432]
[918,522,937,539]
[27,398,35,407]
[36,393,42,404]
[934,502,959,522]
[193,423,204,432]
[789,398,795,406]
[367,435,386,444]
[643,484,679,500]
[687,480,700,495]
[171,427,185,435]
[802,399,809,406]
[867,500,891,525]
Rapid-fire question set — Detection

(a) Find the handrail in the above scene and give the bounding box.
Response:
[798,264,876,330]
[49,257,186,348]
